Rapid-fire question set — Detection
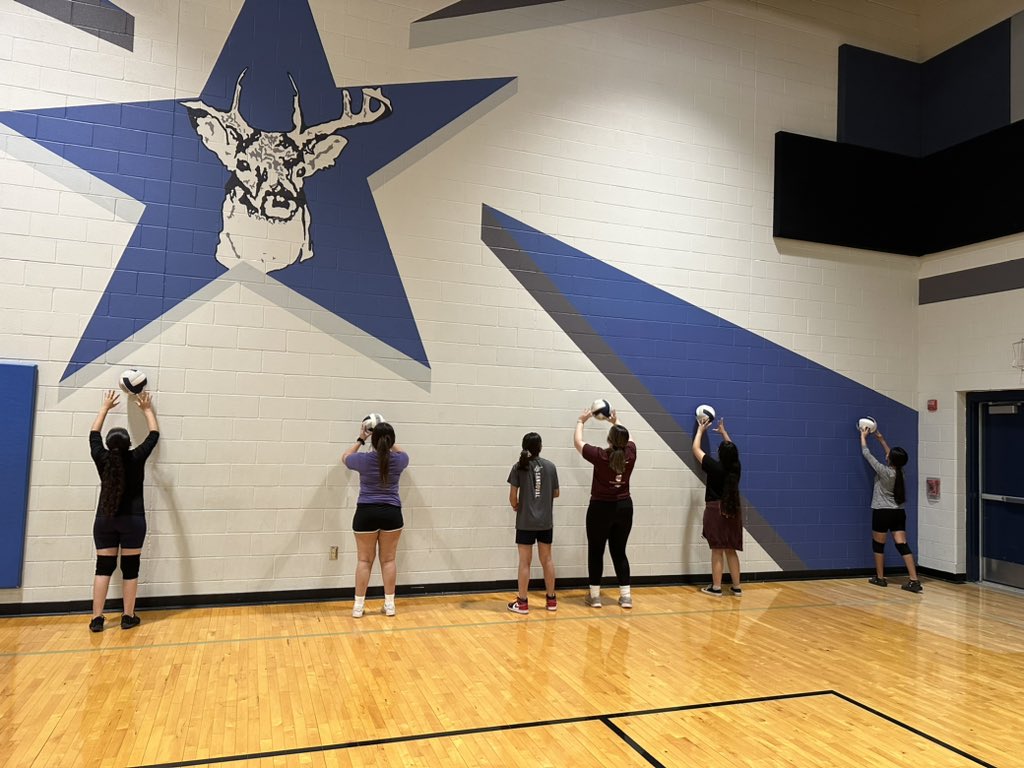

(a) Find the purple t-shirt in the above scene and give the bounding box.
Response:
[344,450,409,506]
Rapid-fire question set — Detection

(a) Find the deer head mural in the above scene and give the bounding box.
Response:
[182,71,392,274]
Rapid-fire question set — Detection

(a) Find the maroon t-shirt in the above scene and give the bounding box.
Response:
[581,441,636,501]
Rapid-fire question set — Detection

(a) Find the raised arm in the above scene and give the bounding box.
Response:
[91,390,119,432]
[135,391,159,432]
[341,422,371,464]
[713,417,731,444]
[574,407,590,454]
[692,419,708,464]
[874,429,891,459]
[860,427,886,475]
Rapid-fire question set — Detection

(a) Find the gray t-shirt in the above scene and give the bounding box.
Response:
[862,446,902,509]
[507,457,559,531]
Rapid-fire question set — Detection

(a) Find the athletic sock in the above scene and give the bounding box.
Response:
[589,585,601,599]
[353,595,366,611]
[620,586,631,599]
[384,593,395,607]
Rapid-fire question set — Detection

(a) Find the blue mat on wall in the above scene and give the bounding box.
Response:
[0,362,37,588]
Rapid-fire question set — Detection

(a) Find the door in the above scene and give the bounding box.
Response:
[980,400,1024,589]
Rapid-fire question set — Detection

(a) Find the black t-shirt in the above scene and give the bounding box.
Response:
[701,454,740,502]
[90,430,160,516]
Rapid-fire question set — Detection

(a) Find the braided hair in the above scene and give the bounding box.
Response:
[608,425,630,474]
[718,441,742,519]
[889,447,908,505]
[372,422,396,485]
[98,427,131,517]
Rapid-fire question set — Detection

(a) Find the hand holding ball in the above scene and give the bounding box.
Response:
[858,417,877,433]
[590,399,612,421]
[696,404,716,426]
[119,368,147,395]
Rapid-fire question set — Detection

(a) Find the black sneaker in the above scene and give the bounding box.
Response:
[901,580,923,594]
[121,614,141,630]
[868,576,888,588]
[730,586,743,596]
[89,616,104,633]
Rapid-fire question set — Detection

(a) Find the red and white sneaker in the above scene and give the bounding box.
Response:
[507,597,529,615]
[545,594,557,612]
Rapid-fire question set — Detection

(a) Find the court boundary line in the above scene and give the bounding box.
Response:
[127,690,994,768]
[600,717,666,768]
[831,692,996,768]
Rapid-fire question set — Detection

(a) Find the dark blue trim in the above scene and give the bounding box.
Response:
[965,390,1024,582]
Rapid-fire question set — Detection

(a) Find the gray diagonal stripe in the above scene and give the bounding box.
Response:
[919,257,1024,304]
[411,0,705,48]
[482,206,805,570]
[416,0,561,23]
[15,0,134,51]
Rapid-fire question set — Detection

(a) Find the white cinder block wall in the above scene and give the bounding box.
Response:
[918,236,1024,575]
[0,0,968,605]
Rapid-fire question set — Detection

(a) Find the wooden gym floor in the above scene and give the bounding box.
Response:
[0,579,1020,767]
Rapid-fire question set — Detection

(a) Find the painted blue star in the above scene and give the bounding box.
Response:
[0,0,514,381]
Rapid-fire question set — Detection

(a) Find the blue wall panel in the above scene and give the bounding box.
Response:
[484,206,918,571]
[0,362,38,588]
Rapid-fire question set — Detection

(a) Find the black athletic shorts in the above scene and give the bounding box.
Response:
[93,514,147,549]
[872,508,907,534]
[353,503,404,533]
[515,528,553,545]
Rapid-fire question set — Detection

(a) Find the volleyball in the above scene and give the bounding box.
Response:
[858,416,877,433]
[590,399,612,420]
[118,368,147,395]
[362,413,385,431]
[696,404,716,425]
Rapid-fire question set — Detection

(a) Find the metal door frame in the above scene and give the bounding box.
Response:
[966,389,1024,583]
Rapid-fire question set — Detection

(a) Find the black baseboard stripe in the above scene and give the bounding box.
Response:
[916,565,967,583]
[0,566,969,618]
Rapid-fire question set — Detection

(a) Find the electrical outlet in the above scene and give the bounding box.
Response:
[329,546,338,560]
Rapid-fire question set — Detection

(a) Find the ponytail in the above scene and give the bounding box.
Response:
[718,441,742,519]
[371,422,396,485]
[99,428,130,517]
[608,425,630,475]
[518,432,542,471]
[889,447,908,506]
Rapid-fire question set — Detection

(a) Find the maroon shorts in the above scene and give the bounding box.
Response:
[702,501,743,551]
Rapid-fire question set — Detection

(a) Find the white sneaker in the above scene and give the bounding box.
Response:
[383,603,396,617]
[352,605,364,618]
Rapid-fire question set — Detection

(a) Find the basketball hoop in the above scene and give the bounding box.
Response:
[1013,338,1024,381]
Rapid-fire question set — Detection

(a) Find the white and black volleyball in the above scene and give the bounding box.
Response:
[362,413,385,432]
[119,368,147,395]
[695,404,716,425]
[591,398,612,420]
[858,416,877,433]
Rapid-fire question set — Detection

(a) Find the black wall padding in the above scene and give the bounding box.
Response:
[923,120,1024,254]
[775,120,1024,256]
[837,45,921,156]
[773,132,922,255]
[921,21,1010,156]
[837,21,1011,158]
